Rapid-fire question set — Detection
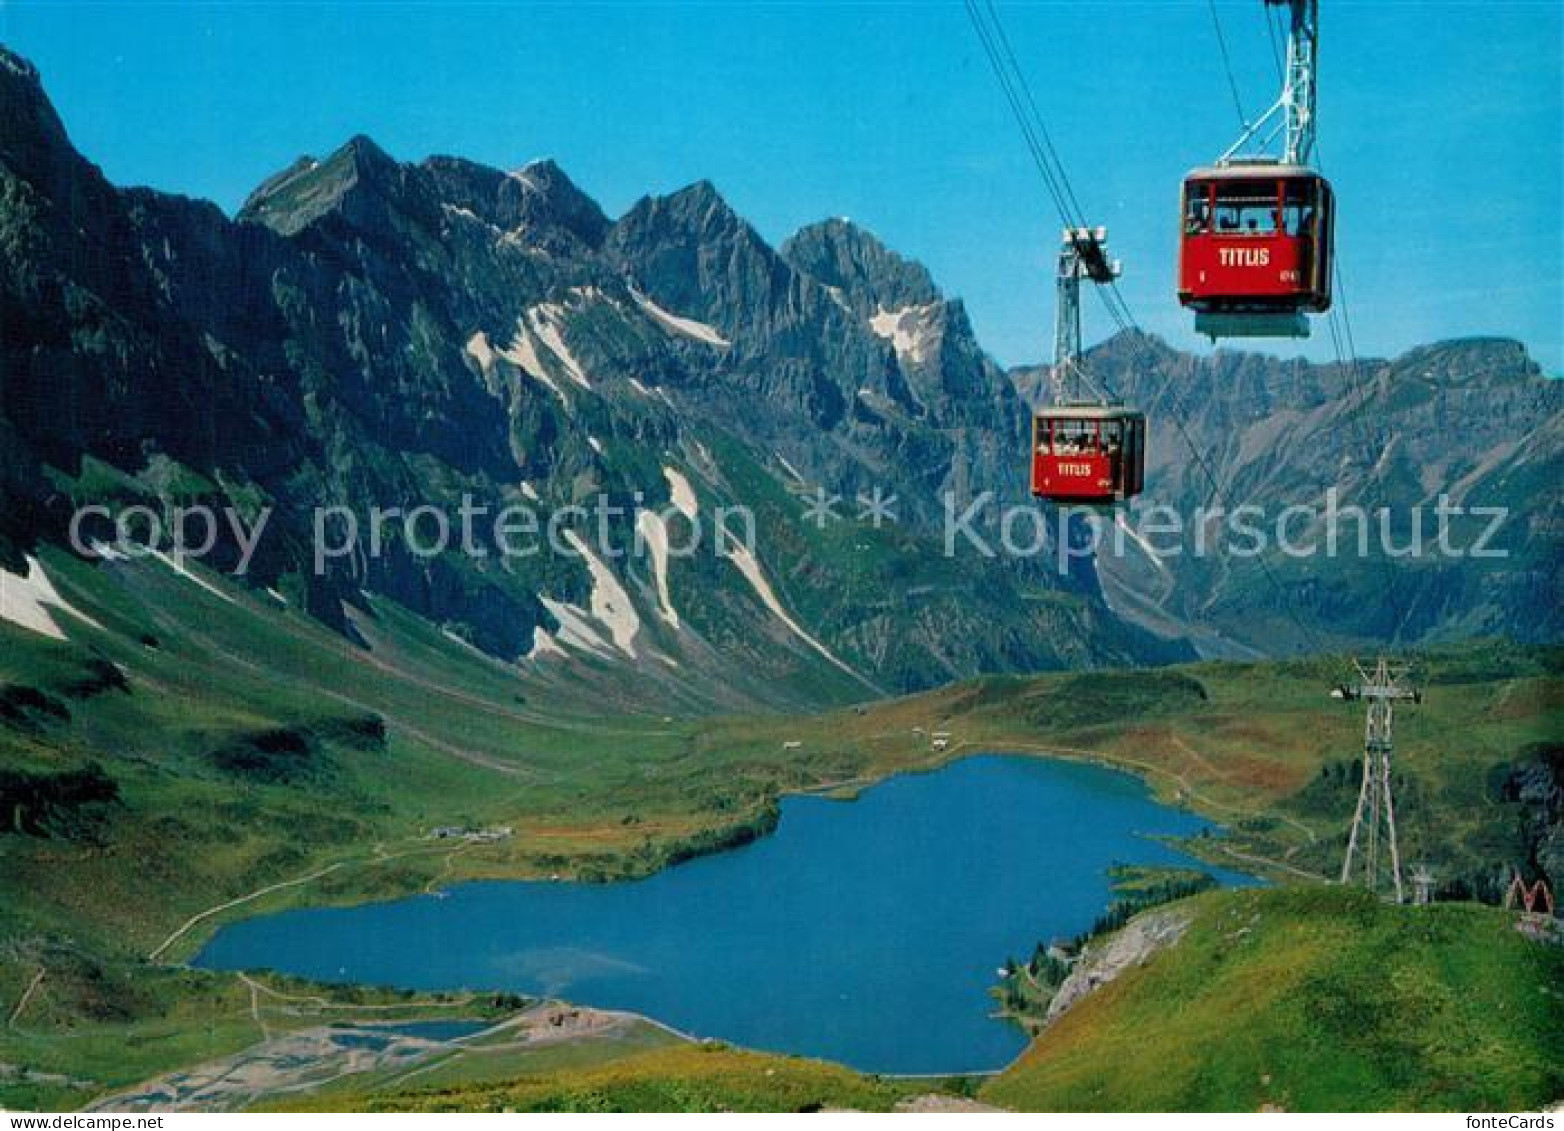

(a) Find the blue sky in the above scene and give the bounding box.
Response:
[3,1,1559,371]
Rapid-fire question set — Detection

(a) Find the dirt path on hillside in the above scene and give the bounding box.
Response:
[85,1002,651,1113]
[147,840,471,962]
[7,969,44,1029]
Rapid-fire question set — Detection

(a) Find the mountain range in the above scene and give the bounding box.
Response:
[1014,333,1563,655]
[1,43,1558,705]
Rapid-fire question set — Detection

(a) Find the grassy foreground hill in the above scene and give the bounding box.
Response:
[982,887,1564,1112]
[277,1043,929,1114]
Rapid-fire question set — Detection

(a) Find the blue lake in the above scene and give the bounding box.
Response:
[194,754,1251,1074]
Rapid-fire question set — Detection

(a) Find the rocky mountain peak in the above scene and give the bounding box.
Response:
[664,177,729,213]
[618,179,754,249]
[0,43,44,89]
[505,157,610,249]
[1390,338,1542,385]
[781,217,941,317]
[604,178,785,331]
[238,133,411,237]
[0,43,79,186]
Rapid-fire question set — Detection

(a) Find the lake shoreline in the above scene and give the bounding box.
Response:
[190,755,1254,1077]
[153,742,1272,967]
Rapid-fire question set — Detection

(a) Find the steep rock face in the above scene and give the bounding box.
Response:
[782,220,1025,506]
[0,47,315,563]
[420,156,610,255]
[1013,332,1564,653]
[1044,907,1191,1025]
[1,45,1176,702]
[782,217,940,313]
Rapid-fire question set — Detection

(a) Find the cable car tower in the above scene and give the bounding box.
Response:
[1178,0,1334,340]
[1335,657,1420,903]
[1050,227,1118,404]
[1221,0,1318,169]
[1030,227,1145,506]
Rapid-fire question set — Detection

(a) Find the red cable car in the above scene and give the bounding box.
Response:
[1030,406,1145,506]
[1177,163,1334,337]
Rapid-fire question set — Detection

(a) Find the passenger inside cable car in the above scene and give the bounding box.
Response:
[1030,407,1145,505]
[1177,165,1333,316]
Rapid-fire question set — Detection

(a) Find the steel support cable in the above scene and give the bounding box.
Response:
[1263,3,1287,85]
[979,0,1093,231]
[1209,0,1252,129]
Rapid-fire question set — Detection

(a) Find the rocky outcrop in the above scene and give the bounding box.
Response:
[1045,907,1191,1025]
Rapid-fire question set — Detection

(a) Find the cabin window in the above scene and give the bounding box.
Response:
[1047,420,1099,455]
[1281,180,1317,236]
[1101,420,1124,455]
[1213,196,1277,235]
[1185,188,1212,235]
[1041,419,1129,457]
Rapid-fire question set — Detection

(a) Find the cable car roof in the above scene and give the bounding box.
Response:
[1036,405,1145,422]
[1183,162,1325,181]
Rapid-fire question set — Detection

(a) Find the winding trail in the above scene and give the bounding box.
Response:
[147,841,470,962]
[148,863,351,961]
[8,968,44,1029]
[245,974,272,1041]
[1217,844,1326,881]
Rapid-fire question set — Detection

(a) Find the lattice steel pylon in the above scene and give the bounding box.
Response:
[1049,226,1120,405]
[1220,0,1319,167]
[1335,657,1420,902]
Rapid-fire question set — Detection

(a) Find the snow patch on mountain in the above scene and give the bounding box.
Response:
[868,303,939,365]
[636,510,680,629]
[538,597,612,657]
[776,455,807,484]
[0,556,99,640]
[442,203,503,239]
[474,323,566,401]
[526,626,567,661]
[564,530,641,657]
[629,284,730,347]
[441,627,489,658]
[525,304,592,389]
[722,541,862,680]
[663,467,699,521]
[464,331,496,371]
[150,550,238,606]
[1114,511,1172,580]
